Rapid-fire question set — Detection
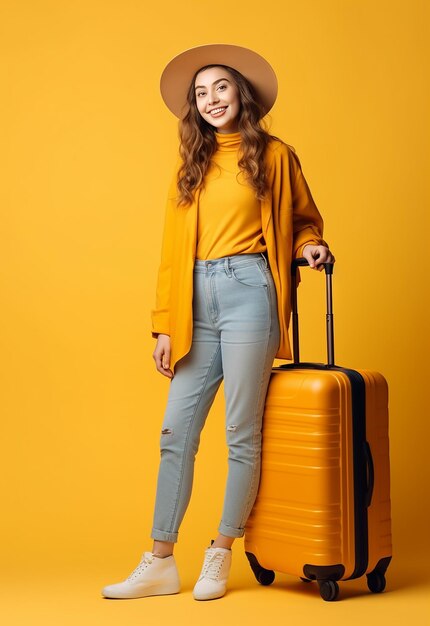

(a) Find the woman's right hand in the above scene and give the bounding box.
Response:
[153,334,174,379]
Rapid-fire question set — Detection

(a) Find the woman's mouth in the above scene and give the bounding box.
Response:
[209,106,227,118]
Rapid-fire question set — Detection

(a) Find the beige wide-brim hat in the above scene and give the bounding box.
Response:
[160,43,278,120]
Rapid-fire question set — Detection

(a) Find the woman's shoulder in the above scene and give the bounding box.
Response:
[266,136,301,169]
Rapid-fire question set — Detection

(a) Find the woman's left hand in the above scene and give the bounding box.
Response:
[302,245,335,271]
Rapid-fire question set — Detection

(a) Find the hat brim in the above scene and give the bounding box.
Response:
[160,43,278,120]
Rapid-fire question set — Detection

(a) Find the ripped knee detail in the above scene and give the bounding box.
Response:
[227,424,238,432]
[161,427,173,435]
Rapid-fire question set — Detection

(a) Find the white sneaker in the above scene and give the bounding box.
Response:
[101,552,181,599]
[193,544,232,600]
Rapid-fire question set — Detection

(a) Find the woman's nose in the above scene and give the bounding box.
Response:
[208,92,220,105]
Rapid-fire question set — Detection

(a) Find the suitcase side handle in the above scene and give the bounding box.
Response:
[364,440,375,507]
[290,258,335,365]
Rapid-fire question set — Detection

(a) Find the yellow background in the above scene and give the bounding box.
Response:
[1,0,429,623]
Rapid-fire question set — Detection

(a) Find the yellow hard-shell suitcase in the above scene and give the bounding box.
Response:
[244,259,392,601]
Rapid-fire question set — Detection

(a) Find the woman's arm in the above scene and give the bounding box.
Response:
[285,146,335,269]
[288,147,330,260]
[151,162,181,378]
[151,160,181,338]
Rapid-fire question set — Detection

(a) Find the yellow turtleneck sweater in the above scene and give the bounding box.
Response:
[195,131,266,260]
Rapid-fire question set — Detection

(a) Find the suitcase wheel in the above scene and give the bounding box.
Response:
[318,580,339,601]
[367,570,386,593]
[245,551,275,586]
[257,568,275,586]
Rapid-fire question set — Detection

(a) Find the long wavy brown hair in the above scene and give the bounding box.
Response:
[176,64,286,207]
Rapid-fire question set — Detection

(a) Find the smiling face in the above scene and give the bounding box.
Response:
[194,66,241,134]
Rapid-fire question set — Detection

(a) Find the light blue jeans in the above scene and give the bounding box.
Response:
[151,252,280,542]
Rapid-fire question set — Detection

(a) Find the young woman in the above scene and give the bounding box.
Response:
[102,44,335,602]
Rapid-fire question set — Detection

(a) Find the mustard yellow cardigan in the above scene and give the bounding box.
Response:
[151,139,329,375]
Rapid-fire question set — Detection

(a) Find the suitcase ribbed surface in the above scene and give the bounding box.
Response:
[245,368,356,578]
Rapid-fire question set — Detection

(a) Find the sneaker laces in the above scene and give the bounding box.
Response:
[126,552,154,581]
[199,550,227,581]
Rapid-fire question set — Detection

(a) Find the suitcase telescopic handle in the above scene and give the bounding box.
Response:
[290,258,335,366]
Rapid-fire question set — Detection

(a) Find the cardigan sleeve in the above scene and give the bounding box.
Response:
[150,161,180,339]
[287,146,330,260]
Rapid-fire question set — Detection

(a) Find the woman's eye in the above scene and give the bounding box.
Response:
[197,92,205,97]
[218,84,227,91]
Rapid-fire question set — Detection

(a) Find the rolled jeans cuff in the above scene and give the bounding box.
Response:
[151,528,179,543]
[218,521,245,538]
